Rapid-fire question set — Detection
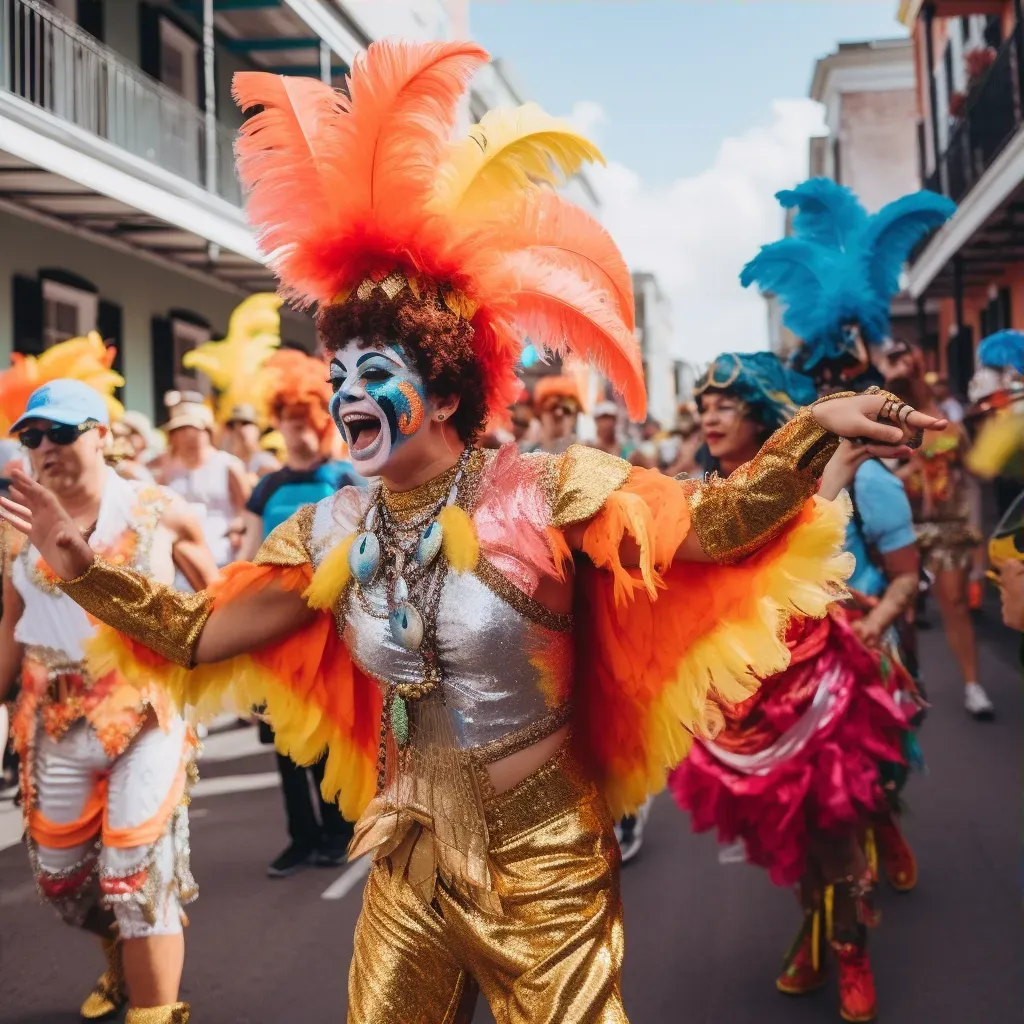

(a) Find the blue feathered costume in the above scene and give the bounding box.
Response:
[741,179,956,386]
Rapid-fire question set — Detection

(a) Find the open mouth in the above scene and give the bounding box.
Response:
[342,413,384,459]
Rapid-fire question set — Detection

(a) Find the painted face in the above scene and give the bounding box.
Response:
[329,339,428,476]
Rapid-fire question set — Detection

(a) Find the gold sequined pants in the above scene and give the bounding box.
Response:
[347,744,627,1024]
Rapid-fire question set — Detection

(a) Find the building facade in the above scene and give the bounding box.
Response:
[769,35,941,359]
[0,0,530,425]
[899,0,1024,394]
[633,271,676,426]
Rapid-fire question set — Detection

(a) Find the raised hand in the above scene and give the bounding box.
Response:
[811,390,946,459]
[0,469,95,581]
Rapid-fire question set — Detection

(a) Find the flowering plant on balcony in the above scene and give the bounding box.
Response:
[964,45,997,86]
[949,90,967,119]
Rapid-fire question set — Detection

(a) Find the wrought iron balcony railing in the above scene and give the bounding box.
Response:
[0,0,241,207]
[926,18,1024,203]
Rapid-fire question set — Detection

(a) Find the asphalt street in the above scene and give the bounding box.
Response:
[1,597,1020,1024]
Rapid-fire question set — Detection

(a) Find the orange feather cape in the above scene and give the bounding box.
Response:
[84,467,850,821]
[231,39,645,421]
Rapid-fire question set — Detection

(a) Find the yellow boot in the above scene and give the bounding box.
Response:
[125,1004,190,1023]
[80,935,127,1021]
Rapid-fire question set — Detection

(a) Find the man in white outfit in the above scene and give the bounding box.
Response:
[0,380,217,1024]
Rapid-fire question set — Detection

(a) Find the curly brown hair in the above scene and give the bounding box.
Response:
[316,291,487,443]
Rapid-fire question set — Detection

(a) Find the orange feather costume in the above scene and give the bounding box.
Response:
[58,40,857,1021]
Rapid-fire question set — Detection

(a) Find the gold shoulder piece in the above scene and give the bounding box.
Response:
[254,504,315,568]
[550,443,633,528]
[688,406,841,564]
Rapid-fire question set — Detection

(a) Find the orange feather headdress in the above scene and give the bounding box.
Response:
[232,39,646,422]
[0,332,124,436]
[262,348,335,453]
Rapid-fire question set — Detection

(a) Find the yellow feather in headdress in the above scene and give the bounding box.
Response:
[432,103,605,215]
[182,293,283,424]
[0,332,124,435]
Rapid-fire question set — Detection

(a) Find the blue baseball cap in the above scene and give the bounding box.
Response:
[10,379,110,434]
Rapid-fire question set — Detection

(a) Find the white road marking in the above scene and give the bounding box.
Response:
[321,856,371,901]
[191,771,279,798]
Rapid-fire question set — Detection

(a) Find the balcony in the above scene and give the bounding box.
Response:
[926,17,1024,202]
[2,0,241,206]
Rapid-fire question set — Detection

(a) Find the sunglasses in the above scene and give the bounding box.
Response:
[544,403,578,418]
[17,421,98,450]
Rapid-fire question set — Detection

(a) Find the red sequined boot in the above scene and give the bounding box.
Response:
[834,941,877,1022]
[877,816,918,892]
[777,911,826,996]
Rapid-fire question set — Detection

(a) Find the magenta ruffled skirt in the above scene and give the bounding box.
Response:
[670,611,909,887]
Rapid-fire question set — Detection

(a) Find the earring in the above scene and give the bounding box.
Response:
[437,413,446,421]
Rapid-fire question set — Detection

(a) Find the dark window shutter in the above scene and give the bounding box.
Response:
[139,2,161,81]
[97,298,123,399]
[151,315,175,423]
[12,275,44,355]
[76,0,104,42]
[998,287,1012,331]
[38,268,97,294]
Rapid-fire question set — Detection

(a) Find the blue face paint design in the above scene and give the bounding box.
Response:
[329,341,429,474]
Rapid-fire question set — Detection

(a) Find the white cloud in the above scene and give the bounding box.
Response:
[565,99,607,141]
[576,99,826,367]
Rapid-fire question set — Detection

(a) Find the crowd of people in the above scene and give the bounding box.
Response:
[0,39,1020,1024]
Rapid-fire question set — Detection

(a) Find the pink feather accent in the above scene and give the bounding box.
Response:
[474,446,559,594]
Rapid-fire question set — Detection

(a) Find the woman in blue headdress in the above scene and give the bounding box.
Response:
[670,350,920,1024]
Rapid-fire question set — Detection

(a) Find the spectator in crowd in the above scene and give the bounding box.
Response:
[222,403,281,484]
[589,400,625,457]
[999,560,1024,632]
[528,375,581,455]
[927,372,965,424]
[157,392,251,581]
[662,412,703,478]
[510,394,536,450]
[239,349,362,876]
[878,342,993,719]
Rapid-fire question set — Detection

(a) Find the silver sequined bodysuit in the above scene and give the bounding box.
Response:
[309,476,575,763]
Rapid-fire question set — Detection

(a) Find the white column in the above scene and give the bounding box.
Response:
[320,40,332,85]
[202,0,217,193]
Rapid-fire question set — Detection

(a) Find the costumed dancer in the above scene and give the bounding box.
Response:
[238,348,363,876]
[715,179,957,1020]
[2,42,944,1022]
[669,353,922,1023]
[0,341,218,1022]
[182,292,285,485]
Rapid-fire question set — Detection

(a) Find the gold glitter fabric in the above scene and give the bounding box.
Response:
[253,504,315,567]
[124,1004,190,1024]
[551,444,633,528]
[348,744,627,1024]
[58,558,213,669]
[688,406,841,564]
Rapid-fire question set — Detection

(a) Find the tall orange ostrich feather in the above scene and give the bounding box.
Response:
[232,39,647,420]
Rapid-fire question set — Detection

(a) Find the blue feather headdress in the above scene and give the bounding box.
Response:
[695,351,817,431]
[740,179,956,383]
[977,329,1024,375]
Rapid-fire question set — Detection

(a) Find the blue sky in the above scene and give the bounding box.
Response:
[470,1,907,186]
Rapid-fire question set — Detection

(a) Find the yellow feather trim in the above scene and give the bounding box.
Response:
[84,626,375,821]
[433,103,605,215]
[603,494,853,818]
[303,534,355,610]
[438,505,479,573]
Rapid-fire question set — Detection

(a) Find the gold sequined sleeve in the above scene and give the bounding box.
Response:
[687,403,846,564]
[59,559,212,667]
[57,506,318,667]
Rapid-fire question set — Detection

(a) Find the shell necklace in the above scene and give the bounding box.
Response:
[348,447,473,751]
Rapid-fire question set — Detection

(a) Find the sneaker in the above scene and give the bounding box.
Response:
[964,682,994,720]
[314,835,350,868]
[266,843,314,878]
[776,921,826,996]
[877,818,918,892]
[835,944,877,1022]
[615,799,650,864]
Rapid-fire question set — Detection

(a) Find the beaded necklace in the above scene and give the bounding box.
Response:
[348,448,475,770]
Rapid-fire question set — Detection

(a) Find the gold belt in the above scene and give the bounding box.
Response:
[482,741,595,845]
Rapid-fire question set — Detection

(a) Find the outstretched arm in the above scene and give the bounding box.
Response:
[0,470,315,667]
